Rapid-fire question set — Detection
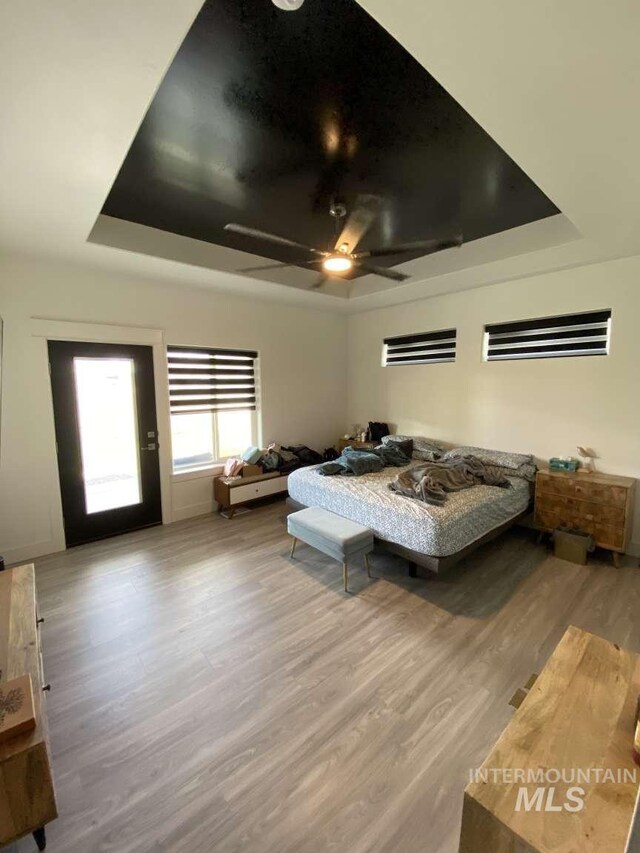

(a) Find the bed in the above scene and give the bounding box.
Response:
[286,462,532,575]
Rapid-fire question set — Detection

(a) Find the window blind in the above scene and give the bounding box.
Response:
[383,329,457,366]
[484,310,611,362]
[167,346,258,415]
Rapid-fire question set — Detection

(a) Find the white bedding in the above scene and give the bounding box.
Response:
[287,463,531,557]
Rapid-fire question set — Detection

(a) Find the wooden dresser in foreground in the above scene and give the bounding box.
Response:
[534,468,636,565]
[460,626,640,852]
[0,564,57,850]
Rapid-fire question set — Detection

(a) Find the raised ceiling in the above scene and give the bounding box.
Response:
[100,0,558,293]
[4,2,640,312]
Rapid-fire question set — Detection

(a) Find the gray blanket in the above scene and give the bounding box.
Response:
[388,455,510,506]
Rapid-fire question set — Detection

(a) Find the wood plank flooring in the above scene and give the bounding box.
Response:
[6,500,640,853]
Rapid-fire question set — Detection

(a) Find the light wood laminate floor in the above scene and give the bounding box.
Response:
[7,500,640,853]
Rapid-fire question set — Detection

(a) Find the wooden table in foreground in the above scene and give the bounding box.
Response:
[460,626,640,852]
[0,564,57,850]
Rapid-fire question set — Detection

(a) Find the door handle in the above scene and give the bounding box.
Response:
[141,443,158,451]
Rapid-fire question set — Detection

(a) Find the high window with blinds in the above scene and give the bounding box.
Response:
[382,329,457,366]
[483,310,612,362]
[167,346,258,471]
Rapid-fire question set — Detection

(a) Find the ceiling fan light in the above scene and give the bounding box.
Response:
[323,254,353,273]
[272,0,305,9]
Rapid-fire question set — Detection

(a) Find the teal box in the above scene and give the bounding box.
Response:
[549,457,579,472]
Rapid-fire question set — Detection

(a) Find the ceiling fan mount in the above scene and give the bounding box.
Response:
[328,201,347,222]
[226,199,462,290]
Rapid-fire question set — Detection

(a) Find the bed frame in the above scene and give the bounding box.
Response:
[285,497,530,576]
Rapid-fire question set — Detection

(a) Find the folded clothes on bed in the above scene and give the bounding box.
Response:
[388,455,511,506]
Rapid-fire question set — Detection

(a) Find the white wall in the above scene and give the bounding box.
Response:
[4,251,640,564]
[347,254,640,552]
[0,257,347,563]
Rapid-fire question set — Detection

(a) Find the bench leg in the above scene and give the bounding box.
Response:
[343,561,348,592]
[290,537,297,558]
[364,553,373,579]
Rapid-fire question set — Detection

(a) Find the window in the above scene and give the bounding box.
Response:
[382,329,457,366]
[483,310,612,362]
[167,346,258,472]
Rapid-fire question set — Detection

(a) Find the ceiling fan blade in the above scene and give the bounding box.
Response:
[335,194,382,253]
[225,223,325,255]
[238,259,324,273]
[353,235,462,259]
[357,262,410,282]
[311,274,329,290]
[238,262,295,273]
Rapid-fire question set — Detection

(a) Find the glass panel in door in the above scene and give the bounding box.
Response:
[73,357,142,514]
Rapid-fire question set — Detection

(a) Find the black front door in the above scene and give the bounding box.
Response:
[48,341,162,546]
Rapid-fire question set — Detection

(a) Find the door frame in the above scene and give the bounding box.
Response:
[31,319,173,549]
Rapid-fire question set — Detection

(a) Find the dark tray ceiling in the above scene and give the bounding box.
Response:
[101,0,559,277]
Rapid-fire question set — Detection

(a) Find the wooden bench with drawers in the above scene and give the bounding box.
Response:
[534,468,636,565]
[214,471,289,518]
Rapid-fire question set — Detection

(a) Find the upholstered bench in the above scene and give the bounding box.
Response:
[287,506,374,592]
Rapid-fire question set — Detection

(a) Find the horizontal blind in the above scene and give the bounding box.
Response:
[484,310,611,362]
[383,329,457,366]
[167,346,257,414]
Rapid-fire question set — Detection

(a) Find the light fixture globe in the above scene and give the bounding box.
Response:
[272,0,305,9]
[323,254,353,273]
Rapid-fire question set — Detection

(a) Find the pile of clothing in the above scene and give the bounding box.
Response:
[317,437,413,477]
[241,443,323,475]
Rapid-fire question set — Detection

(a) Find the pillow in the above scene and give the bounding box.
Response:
[442,445,535,478]
[412,446,442,462]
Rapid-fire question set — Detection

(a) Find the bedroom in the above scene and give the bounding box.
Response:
[1,1,639,852]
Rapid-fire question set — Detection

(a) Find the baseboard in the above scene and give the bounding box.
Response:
[2,538,65,567]
[171,500,217,523]
[627,540,640,558]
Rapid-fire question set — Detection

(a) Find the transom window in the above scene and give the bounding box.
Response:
[382,329,457,366]
[483,310,612,362]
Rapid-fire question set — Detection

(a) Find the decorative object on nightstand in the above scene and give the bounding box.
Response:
[548,456,579,472]
[535,468,636,567]
[577,445,597,473]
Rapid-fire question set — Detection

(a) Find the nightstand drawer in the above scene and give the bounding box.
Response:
[534,508,624,549]
[536,474,628,507]
[535,492,625,525]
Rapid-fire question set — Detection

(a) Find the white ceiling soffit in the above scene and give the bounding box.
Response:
[1,1,640,314]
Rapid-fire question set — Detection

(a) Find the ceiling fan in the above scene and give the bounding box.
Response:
[225,199,462,290]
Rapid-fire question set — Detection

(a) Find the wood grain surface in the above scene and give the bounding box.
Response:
[0,565,57,846]
[5,502,640,853]
[461,626,640,852]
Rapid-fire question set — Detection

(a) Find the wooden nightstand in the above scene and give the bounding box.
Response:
[337,438,376,452]
[534,468,636,566]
